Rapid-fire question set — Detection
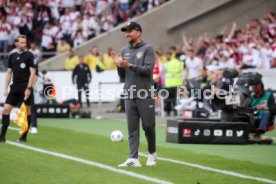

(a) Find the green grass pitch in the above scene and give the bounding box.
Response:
[0,118,276,184]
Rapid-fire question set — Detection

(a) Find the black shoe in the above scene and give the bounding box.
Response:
[17,138,27,142]
[254,133,261,139]
[0,137,6,143]
[254,129,265,138]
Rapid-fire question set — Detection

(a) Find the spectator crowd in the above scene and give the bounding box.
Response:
[0,0,168,62]
[0,1,275,74]
[65,11,276,72]
[59,11,276,118]
[1,5,275,136]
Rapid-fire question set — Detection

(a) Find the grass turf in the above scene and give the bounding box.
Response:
[39,118,276,166]
[0,118,275,184]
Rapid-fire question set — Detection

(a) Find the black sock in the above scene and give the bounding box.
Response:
[0,115,10,139]
[20,115,32,140]
[259,129,265,134]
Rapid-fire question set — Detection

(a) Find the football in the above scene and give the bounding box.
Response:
[110,130,124,142]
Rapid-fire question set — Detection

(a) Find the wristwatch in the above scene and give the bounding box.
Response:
[27,87,32,90]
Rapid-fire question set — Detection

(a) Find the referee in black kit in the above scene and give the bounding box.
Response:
[111,22,157,167]
[0,35,36,143]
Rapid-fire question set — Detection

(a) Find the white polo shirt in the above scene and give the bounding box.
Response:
[185,56,203,79]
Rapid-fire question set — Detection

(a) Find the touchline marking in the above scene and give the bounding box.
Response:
[8,126,20,131]
[6,126,276,183]
[6,141,172,184]
[139,153,276,184]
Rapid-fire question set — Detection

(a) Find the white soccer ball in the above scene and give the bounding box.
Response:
[110,130,124,142]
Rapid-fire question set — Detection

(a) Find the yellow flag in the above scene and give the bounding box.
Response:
[14,102,28,135]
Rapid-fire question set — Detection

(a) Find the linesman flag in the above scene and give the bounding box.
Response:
[14,102,28,134]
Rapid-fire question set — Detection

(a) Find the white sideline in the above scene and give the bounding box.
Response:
[8,126,20,131]
[139,153,276,184]
[5,141,172,184]
[6,126,276,183]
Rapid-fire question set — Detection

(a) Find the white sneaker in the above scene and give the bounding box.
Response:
[118,158,141,167]
[179,97,193,105]
[29,127,38,134]
[186,101,197,110]
[146,153,156,166]
[174,104,185,111]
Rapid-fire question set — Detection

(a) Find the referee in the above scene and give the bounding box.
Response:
[0,35,36,143]
[111,22,156,167]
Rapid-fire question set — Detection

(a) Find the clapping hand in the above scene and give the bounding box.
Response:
[111,51,131,69]
[111,51,123,66]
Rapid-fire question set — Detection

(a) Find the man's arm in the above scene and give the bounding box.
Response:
[33,75,38,87]
[111,50,126,80]
[24,67,36,101]
[87,66,92,83]
[72,66,77,84]
[4,68,12,96]
[32,64,39,87]
[118,49,126,80]
[28,67,36,88]
[26,52,36,88]
[184,67,189,80]
[256,93,276,115]
[182,32,191,50]
[117,67,126,81]
[128,46,155,76]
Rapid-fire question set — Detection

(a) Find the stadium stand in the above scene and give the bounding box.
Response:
[36,0,275,71]
[0,0,169,68]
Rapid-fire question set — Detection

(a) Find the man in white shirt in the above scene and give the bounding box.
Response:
[60,0,75,8]
[184,48,203,91]
[41,22,56,58]
[241,45,259,69]
[0,15,11,54]
[29,43,42,63]
[60,8,72,38]
[217,52,235,69]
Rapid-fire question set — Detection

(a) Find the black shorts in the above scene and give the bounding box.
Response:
[5,83,34,107]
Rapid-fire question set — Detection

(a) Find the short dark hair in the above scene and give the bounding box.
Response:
[15,35,27,42]
[187,48,195,52]
[0,7,7,17]
[169,46,176,51]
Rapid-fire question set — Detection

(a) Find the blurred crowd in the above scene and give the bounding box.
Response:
[0,1,275,73]
[59,12,276,119]
[152,12,276,116]
[63,12,276,73]
[0,0,168,60]
[64,46,116,71]
[165,11,276,72]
